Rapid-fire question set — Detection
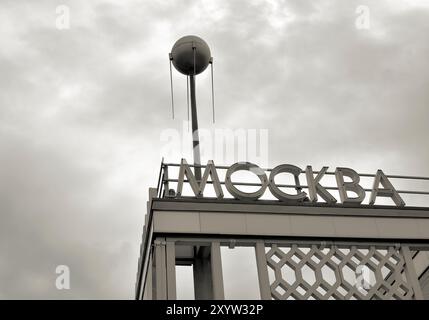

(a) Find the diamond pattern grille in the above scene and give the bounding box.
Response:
[265,244,415,300]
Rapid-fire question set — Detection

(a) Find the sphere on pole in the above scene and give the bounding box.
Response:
[171,35,211,75]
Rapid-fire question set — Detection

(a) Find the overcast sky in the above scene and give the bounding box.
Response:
[1,0,429,299]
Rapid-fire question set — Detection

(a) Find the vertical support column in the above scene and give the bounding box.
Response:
[166,240,177,300]
[193,242,225,300]
[255,241,271,300]
[154,238,167,299]
[402,246,424,300]
[143,252,153,300]
[193,246,213,300]
[162,165,170,197]
[211,242,225,300]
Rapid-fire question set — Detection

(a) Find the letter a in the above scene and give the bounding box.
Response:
[55,265,70,290]
[55,5,70,30]
[369,170,405,207]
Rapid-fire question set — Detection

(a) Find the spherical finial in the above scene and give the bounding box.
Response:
[171,35,211,76]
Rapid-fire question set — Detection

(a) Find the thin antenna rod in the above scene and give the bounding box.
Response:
[210,58,215,124]
[169,54,175,119]
[187,75,190,132]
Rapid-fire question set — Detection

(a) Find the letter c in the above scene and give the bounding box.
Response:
[269,164,307,202]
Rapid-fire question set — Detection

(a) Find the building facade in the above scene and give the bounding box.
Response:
[136,161,429,300]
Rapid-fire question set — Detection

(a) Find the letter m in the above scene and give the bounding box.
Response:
[176,159,224,199]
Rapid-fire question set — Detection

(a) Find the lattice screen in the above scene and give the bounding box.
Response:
[264,244,417,300]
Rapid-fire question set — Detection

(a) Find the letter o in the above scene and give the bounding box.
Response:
[225,162,268,200]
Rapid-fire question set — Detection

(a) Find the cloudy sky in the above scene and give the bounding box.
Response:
[1,0,429,299]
